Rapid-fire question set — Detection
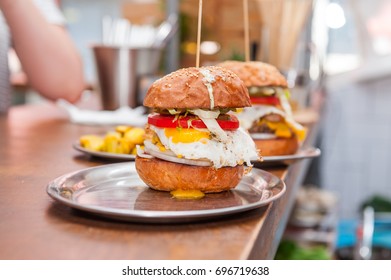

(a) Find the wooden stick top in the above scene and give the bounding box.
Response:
[243,0,250,62]
[196,0,203,68]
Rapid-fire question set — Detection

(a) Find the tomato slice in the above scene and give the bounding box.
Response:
[250,96,280,106]
[148,114,239,130]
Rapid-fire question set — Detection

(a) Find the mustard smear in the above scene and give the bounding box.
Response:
[170,189,205,200]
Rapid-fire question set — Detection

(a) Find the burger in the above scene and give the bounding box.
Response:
[218,60,306,156]
[135,66,260,197]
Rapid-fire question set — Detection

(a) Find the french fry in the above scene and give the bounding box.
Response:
[79,135,104,151]
[103,132,122,153]
[124,127,145,144]
[79,126,145,155]
[115,125,133,135]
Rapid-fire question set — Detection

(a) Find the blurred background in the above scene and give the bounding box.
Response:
[8,0,391,259]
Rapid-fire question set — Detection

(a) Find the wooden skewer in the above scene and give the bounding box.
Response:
[196,0,203,68]
[243,0,250,62]
[271,0,283,67]
[257,0,274,63]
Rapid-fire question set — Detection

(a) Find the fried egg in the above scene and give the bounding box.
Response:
[237,105,306,141]
[147,125,258,168]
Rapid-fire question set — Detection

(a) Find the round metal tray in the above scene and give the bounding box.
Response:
[47,162,285,223]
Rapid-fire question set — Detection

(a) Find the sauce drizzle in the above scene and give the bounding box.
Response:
[199,68,216,109]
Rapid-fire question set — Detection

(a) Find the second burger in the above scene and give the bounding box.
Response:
[218,60,306,156]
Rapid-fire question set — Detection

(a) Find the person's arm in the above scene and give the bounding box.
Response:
[0,0,85,103]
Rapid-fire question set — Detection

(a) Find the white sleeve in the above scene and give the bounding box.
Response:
[33,0,66,25]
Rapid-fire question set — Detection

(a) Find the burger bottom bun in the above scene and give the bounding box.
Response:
[254,136,299,157]
[135,156,244,193]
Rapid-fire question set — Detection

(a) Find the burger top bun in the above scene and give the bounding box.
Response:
[144,66,251,109]
[218,61,288,88]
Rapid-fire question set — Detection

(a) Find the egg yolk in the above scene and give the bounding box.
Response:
[152,134,166,151]
[170,189,205,199]
[293,125,307,141]
[259,119,306,141]
[164,128,210,144]
[266,122,293,138]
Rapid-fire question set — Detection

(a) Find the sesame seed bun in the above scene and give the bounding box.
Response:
[143,66,251,109]
[218,61,288,88]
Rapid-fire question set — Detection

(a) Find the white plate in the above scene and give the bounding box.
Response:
[73,142,136,160]
[254,147,321,167]
[47,162,285,223]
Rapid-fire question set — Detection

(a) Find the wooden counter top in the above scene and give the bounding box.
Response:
[0,101,318,260]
